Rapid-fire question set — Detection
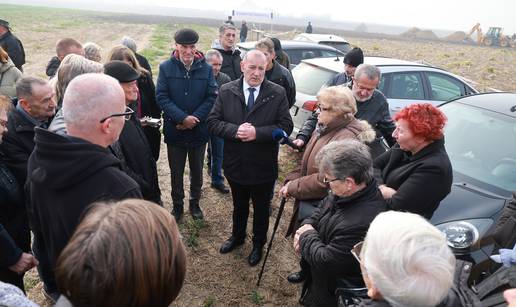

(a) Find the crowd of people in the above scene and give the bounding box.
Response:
[0,16,515,307]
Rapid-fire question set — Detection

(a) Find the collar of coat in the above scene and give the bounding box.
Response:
[171,50,205,68]
[397,137,446,162]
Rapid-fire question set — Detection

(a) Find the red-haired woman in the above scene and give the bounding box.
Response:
[373,103,452,219]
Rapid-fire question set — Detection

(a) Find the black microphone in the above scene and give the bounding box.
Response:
[272,128,300,150]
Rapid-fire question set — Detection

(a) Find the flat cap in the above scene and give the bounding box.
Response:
[0,19,11,30]
[104,60,140,83]
[174,28,199,45]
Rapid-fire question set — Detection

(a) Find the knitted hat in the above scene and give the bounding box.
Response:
[174,28,199,45]
[104,60,140,83]
[343,47,364,67]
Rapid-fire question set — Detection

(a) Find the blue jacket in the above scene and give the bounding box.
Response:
[156,52,218,147]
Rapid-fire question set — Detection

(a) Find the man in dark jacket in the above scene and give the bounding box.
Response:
[207,50,293,266]
[27,74,142,300]
[104,60,161,205]
[0,20,25,72]
[45,38,84,78]
[156,28,218,221]
[255,38,296,108]
[327,47,364,87]
[213,24,242,80]
[240,21,248,42]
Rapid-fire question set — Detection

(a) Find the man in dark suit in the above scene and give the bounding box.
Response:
[207,50,293,266]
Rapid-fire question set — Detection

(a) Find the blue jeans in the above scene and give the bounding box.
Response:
[209,135,224,185]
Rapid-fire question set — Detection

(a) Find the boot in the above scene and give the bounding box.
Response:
[189,203,204,220]
[172,204,183,222]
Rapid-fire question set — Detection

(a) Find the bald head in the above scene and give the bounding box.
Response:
[63,74,126,147]
[241,50,267,87]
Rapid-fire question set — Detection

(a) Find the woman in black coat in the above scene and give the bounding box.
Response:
[107,45,162,160]
[373,103,452,219]
[295,139,386,307]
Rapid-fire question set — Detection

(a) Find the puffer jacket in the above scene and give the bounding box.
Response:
[0,59,22,98]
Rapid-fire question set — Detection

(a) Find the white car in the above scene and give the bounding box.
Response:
[293,33,352,54]
[290,56,478,135]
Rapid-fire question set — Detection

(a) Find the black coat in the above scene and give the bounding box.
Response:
[135,52,152,77]
[214,48,242,80]
[374,138,453,219]
[299,180,386,307]
[265,60,296,108]
[0,31,25,71]
[27,128,142,271]
[117,115,161,204]
[207,77,293,185]
[45,56,60,78]
[137,71,162,160]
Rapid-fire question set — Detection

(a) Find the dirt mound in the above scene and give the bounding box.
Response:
[400,27,439,40]
[444,31,467,42]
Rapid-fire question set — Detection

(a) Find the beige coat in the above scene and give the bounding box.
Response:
[0,59,22,98]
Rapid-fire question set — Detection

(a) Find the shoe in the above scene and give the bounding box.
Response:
[42,287,60,304]
[287,270,306,283]
[248,246,263,266]
[219,237,245,254]
[211,183,230,194]
[172,204,183,222]
[189,203,204,220]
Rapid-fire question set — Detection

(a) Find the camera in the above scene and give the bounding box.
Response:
[140,117,162,128]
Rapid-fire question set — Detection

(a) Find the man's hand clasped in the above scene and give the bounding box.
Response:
[236,122,256,142]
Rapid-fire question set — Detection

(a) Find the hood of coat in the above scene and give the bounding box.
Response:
[321,116,376,144]
[0,58,15,74]
[29,128,122,190]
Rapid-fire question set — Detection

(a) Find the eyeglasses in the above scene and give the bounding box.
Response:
[351,241,364,264]
[99,107,134,123]
[323,176,341,184]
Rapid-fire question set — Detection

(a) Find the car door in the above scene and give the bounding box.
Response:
[382,71,429,115]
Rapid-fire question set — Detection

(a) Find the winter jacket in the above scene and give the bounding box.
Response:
[207,77,293,185]
[215,71,231,88]
[27,128,142,272]
[213,46,242,80]
[0,59,22,98]
[45,56,60,78]
[0,31,25,71]
[285,116,375,235]
[327,72,349,87]
[265,60,296,108]
[299,180,386,307]
[374,138,452,219]
[137,71,161,160]
[156,51,218,147]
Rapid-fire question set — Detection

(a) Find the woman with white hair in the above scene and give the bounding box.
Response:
[354,211,456,306]
[83,42,102,62]
[294,139,386,306]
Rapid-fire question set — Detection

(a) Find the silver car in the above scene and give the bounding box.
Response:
[290,56,478,135]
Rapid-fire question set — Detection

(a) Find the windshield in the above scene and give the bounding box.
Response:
[321,42,351,53]
[292,63,337,95]
[441,102,516,192]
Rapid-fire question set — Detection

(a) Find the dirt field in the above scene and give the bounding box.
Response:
[2,3,516,307]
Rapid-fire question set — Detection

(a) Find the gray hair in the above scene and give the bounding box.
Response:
[205,49,223,62]
[255,38,274,53]
[83,42,102,62]
[16,76,48,99]
[316,139,372,184]
[354,63,381,81]
[63,74,124,129]
[362,211,455,307]
[219,23,237,34]
[121,36,137,53]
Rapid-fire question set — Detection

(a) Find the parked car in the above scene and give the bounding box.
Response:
[293,33,352,54]
[290,56,478,135]
[237,40,345,70]
[432,92,516,279]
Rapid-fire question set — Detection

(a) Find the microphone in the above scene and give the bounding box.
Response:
[272,128,300,150]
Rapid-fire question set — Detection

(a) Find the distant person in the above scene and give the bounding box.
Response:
[0,46,22,98]
[55,199,186,307]
[45,38,84,78]
[83,42,102,62]
[271,37,291,70]
[240,20,248,42]
[213,24,242,80]
[121,36,153,77]
[327,47,364,86]
[0,19,25,72]
[207,50,293,267]
[225,15,235,25]
[255,38,296,107]
[26,74,142,302]
[205,49,231,194]
[156,28,218,221]
[305,21,313,33]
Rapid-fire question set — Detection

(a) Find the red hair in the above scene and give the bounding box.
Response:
[394,103,447,141]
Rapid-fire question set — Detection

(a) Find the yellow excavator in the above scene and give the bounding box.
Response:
[465,23,515,47]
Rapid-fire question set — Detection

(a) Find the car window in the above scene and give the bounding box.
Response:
[388,72,425,100]
[378,74,388,93]
[426,72,464,101]
[292,63,337,95]
[319,50,342,57]
[286,50,304,65]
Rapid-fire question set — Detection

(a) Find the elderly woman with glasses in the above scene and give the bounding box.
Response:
[374,103,452,219]
[294,139,386,307]
[354,211,456,307]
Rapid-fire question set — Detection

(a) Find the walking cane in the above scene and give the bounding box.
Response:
[256,197,287,287]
